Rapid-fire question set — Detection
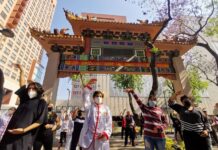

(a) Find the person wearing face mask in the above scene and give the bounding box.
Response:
[33,103,60,150]
[70,109,85,150]
[125,89,167,150]
[78,79,112,150]
[168,92,212,150]
[0,82,48,150]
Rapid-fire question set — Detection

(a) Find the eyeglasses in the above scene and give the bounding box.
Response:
[28,87,36,90]
[95,95,103,98]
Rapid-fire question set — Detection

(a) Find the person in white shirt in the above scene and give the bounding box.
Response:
[78,79,112,150]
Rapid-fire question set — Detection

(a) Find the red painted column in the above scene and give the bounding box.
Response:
[84,37,91,54]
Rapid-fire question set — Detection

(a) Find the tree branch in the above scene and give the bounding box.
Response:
[193,0,215,36]
[152,0,172,42]
[189,64,218,86]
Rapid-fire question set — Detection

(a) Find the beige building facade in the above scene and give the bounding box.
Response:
[0,0,56,108]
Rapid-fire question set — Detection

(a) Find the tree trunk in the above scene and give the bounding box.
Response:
[197,42,218,85]
[149,52,158,98]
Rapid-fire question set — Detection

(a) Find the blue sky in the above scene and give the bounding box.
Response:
[43,0,145,100]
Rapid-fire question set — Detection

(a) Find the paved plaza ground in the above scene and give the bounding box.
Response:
[52,134,218,150]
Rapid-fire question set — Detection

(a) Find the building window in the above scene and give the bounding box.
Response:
[4,4,11,13]
[0,11,7,20]
[16,39,21,45]
[10,53,16,60]
[7,40,13,48]
[19,51,23,57]
[8,0,14,7]
[3,47,11,55]
[5,69,11,77]
[0,56,7,64]
[11,72,17,80]
[7,60,13,67]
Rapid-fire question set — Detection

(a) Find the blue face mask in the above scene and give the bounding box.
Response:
[147,100,157,107]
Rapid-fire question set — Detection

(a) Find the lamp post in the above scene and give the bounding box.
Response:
[0,28,14,38]
[0,28,14,109]
[67,88,71,110]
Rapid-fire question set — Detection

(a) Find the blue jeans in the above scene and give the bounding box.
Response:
[144,136,166,150]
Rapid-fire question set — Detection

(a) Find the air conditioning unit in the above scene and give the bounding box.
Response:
[135,50,145,57]
[91,48,101,56]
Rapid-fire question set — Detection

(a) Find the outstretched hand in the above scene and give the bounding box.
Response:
[8,128,25,135]
[124,88,133,93]
[169,91,182,101]
[14,64,22,70]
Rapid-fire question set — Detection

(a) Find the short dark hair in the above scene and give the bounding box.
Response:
[28,82,44,96]
[93,91,104,98]
[180,95,189,102]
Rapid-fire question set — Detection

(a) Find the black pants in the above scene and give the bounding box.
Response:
[60,132,67,146]
[211,125,218,145]
[33,129,53,150]
[140,125,143,136]
[175,127,183,140]
[121,127,125,139]
[125,127,135,146]
[183,130,211,150]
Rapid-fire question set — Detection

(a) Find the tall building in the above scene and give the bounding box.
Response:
[0,0,57,108]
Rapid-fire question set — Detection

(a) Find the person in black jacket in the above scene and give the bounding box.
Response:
[0,82,47,150]
[33,103,60,150]
[70,109,85,150]
[170,111,183,141]
[169,92,212,150]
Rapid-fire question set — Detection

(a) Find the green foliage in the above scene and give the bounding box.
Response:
[188,68,209,103]
[110,74,143,92]
[71,74,80,81]
[205,17,218,37]
[205,0,218,37]
[71,74,88,85]
[151,46,159,53]
[164,79,175,93]
[166,137,185,150]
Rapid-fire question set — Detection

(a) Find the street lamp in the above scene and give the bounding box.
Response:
[67,88,71,109]
[0,28,14,38]
[0,28,14,109]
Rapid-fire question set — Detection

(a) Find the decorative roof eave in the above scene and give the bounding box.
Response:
[154,39,197,55]
[64,10,165,38]
[30,28,84,53]
[57,70,176,80]
[30,28,83,40]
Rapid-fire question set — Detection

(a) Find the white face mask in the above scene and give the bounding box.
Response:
[94,97,103,104]
[147,100,157,107]
[28,90,37,99]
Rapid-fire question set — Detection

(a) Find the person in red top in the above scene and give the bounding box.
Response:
[120,109,126,139]
[125,89,167,150]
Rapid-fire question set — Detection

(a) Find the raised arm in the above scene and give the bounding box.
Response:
[168,91,183,113]
[14,64,25,87]
[82,79,97,112]
[125,88,146,112]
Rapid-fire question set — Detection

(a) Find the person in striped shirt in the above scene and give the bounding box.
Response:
[168,92,211,150]
[125,89,167,150]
